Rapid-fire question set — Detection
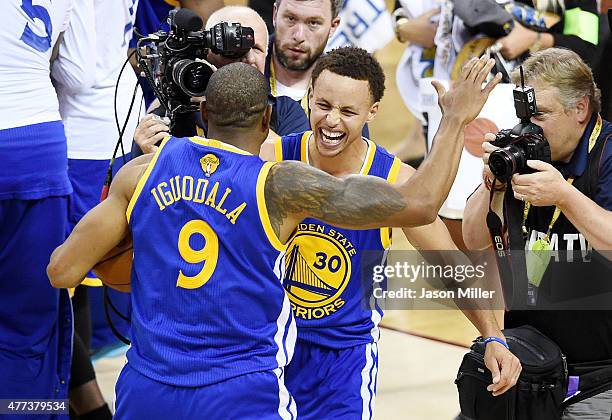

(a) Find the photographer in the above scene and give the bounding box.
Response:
[463,48,612,418]
[134,6,309,155]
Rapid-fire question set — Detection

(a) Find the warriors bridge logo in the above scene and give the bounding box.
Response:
[282,223,355,320]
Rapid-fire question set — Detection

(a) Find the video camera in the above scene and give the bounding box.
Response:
[136,9,255,127]
[488,67,551,181]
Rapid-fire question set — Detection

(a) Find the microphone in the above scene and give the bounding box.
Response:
[172,8,203,32]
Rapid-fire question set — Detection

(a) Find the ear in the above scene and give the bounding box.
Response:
[329,16,341,38]
[366,101,380,124]
[308,88,314,113]
[272,2,279,28]
[261,104,273,133]
[575,95,590,124]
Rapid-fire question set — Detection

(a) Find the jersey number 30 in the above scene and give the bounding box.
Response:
[20,0,53,52]
[177,220,219,289]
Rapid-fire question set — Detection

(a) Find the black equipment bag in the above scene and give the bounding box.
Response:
[455,325,568,420]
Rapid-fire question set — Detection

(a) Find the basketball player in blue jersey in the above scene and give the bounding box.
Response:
[0,0,95,413]
[260,47,522,419]
[49,58,500,417]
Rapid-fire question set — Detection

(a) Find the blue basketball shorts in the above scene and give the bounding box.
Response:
[114,363,298,419]
[285,340,379,419]
[0,197,72,420]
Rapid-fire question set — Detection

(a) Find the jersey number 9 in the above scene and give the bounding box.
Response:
[177,220,219,289]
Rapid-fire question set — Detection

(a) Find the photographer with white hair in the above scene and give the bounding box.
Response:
[463,48,612,418]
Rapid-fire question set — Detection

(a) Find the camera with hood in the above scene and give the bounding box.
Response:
[137,9,255,120]
[489,69,551,181]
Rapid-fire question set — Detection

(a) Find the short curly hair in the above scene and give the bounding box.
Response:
[311,47,386,103]
[205,63,268,128]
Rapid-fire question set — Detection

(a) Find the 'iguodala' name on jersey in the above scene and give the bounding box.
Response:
[284,222,357,320]
[150,176,247,224]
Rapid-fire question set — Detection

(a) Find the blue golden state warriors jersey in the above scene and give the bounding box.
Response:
[273,132,400,349]
[126,136,296,387]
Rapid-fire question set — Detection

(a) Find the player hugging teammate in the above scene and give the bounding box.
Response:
[45,5,521,418]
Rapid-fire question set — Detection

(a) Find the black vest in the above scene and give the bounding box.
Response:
[504,118,612,364]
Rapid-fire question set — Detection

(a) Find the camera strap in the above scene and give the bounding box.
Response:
[486,180,514,308]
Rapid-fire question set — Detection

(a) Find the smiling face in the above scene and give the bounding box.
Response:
[309,70,379,158]
[273,0,339,71]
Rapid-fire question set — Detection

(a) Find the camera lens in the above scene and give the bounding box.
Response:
[172,59,213,97]
[208,22,255,59]
[489,145,526,181]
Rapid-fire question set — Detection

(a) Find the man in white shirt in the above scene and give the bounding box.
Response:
[54,2,139,416]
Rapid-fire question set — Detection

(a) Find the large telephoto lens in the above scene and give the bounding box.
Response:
[172,59,213,97]
[489,145,526,181]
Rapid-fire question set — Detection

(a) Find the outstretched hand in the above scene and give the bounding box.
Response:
[432,56,502,125]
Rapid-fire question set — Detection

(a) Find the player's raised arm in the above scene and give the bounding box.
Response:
[47,154,152,289]
[265,57,501,242]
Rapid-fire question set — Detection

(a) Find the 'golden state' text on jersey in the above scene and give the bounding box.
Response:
[274,131,400,349]
[126,136,296,387]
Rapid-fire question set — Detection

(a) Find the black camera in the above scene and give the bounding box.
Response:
[137,9,255,119]
[488,67,551,181]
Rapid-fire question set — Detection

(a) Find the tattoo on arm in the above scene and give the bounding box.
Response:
[265,161,407,236]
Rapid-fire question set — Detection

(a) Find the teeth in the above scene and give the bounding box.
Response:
[321,128,344,144]
[321,128,344,140]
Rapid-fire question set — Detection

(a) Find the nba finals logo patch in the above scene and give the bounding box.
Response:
[283,223,356,320]
[200,154,219,177]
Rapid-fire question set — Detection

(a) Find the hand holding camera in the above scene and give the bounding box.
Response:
[134,114,170,154]
[482,137,505,191]
[511,160,568,206]
[486,67,552,185]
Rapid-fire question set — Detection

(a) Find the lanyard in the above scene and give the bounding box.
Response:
[269,58,278,96]
[521,114,603,242]
[269,60,311,114]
